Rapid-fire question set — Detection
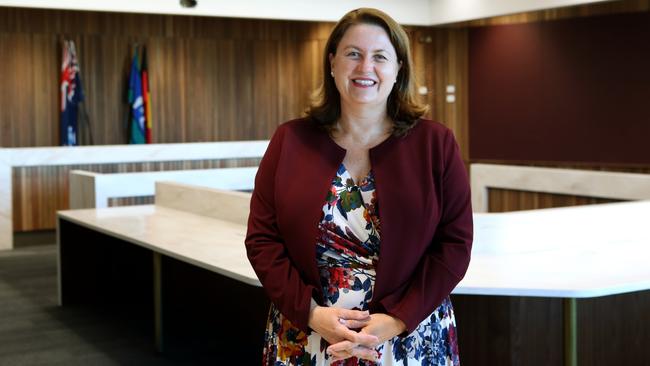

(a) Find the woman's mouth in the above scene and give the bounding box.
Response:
[352,79,377,87]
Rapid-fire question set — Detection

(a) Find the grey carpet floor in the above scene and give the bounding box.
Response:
[0,245,217,366]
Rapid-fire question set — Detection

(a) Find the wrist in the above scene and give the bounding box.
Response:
[308,299,319,329]
[395,318,406,333]
[389,314,407,335]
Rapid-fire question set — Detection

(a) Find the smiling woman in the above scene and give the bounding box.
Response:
[329,24,401,110]
[245,7,473,366]
[307,8,427,138]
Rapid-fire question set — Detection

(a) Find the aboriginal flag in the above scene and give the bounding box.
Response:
[141,46,152,143]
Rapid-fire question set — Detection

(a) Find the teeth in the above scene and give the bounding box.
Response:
[353,79,375,86]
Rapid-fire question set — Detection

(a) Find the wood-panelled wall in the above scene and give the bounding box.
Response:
[0,7,335,146]
[479,161,650,212]
[12,158,260,230]
[0,7,465,147]
[411,28,469,159]
[1,6,467,231]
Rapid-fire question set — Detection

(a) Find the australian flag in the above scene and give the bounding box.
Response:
[60,40,84,146]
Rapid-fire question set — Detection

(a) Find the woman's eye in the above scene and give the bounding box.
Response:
[346,51,360,58]
[374,54,388,61]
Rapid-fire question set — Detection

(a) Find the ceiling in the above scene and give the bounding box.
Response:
[0,0,616,25]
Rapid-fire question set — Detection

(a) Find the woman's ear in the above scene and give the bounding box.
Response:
[329,53,335,72]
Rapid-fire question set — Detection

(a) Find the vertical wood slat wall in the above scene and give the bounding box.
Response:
[0,7,467,231]
[0,8,337,147]
[483,163,650,212]
[11,158,261,231]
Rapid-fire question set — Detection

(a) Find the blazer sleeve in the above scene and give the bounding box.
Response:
[245,125,318,333]
[378,129,473,334]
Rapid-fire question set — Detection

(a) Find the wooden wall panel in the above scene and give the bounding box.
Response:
[476,162,650,212]
[451,295,564,366]
[488,189,620,213]
[578,291,650,366]
[214,39,238,141]
[0,7,336,148]
[409,30,435,120]
[410,27,470,159]
[453,291,650,366]
[186,38,217,142]
[0,32,73,147]
[12,158,260,231]
[252,40,280,139]
[153,37,185,143]
[32,34,59,145]
[78,35,132,145]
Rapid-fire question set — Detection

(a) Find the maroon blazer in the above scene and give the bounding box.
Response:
[245,117,473,334]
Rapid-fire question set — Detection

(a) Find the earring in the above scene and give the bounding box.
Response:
[330,71,334,77]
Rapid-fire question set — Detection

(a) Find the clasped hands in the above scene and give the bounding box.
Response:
[308,306,406,362]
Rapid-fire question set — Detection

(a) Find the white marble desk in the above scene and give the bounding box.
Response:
[58,200,650,299]
[459,200,650,366]
[57,199,650,363]
[458,200,650,298]
[58,204,259,287]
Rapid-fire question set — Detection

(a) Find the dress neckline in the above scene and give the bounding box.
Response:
[339,163,373,188]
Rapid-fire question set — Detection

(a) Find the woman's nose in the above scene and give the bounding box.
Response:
[356,57,373,72]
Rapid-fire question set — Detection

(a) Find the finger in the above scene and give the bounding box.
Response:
[327,340,357,353]
[348,329,380,347]
[349,346,379,361]
[328,348,352,362]
[341,318,370,329]
[339,308,370,320]
[329,354,347,362]
[338,326,378,345]
[329,350,348,360]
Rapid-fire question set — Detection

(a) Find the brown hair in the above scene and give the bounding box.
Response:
[306,8,428,136]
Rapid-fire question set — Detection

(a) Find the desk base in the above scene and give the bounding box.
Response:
[451,293,650,366]
[58,219,270,363]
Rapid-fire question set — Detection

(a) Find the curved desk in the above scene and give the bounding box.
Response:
[57,196,650,364]
[457,200,650,366]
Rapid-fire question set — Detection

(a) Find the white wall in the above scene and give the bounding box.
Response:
[428,0,614,25]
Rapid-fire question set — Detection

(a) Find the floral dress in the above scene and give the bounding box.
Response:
[262,164,460,366]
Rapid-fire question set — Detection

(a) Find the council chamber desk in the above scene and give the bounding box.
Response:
[454,200,650,366]
[58,199,650,365]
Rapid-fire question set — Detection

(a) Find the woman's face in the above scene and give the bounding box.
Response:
[329,24,401,112]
